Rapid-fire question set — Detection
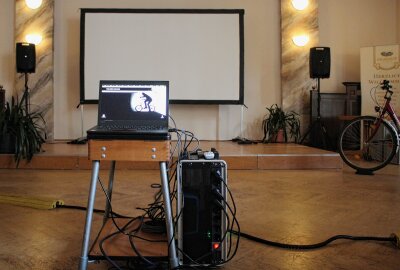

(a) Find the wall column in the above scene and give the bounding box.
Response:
[281,0,319,132]
[15,0,54,139]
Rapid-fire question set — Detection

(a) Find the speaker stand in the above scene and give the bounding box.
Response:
[300,78,331,150]
[80,103,85,138]
[232,104,257,144]
[68,103,87,144]
[23,73,30,113]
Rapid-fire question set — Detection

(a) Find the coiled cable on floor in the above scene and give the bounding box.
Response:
[230,230,398,250]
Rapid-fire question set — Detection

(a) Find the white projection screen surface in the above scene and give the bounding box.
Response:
[80,9,244,104]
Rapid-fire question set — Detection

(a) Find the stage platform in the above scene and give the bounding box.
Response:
[0,141,342,170]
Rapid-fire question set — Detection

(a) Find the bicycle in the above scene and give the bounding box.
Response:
[135,103,155,112]
[337,80,400,174]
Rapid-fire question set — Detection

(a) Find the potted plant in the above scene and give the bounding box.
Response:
[0,91,46,167]
[262,104,300,143]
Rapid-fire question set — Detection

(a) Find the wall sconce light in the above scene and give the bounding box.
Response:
[25,34,42,45]
[25,0,43,9]
[292,0,309,11]
[292,35,309,47]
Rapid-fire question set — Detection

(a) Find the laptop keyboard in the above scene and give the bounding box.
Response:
[101,124,165,131]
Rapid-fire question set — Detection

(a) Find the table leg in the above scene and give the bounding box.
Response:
[103,160,116,224]
[159,162,179,269]
[79,160,100,270]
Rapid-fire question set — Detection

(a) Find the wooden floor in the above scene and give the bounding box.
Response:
[0,141,342,170]
[0,164,399,269]
[0,141,397,269]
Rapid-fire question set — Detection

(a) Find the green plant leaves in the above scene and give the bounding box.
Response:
[262,104,300,143]
[0,92,46,167]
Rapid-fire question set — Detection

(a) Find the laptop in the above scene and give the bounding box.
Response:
[87,80,170,140]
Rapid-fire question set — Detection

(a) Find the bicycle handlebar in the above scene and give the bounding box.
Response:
[381,80,392,90]
[380,80,393,99]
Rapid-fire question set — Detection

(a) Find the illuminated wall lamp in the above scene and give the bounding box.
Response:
[25,34,42,45]
[292,35,309,47]
[25,0,43,9]
[292,0,309,11]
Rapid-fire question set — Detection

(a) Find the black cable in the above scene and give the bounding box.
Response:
[128,216,156,266]
[63,127,243,269]
[60,202,399,252]
[170,128,200,154]
[169,115,177,131]
[213,171,240,260]
[175,167,240,268]
[97,176,166,268]
[97,176,133,235]
[57,204,131,219]
[141,219,166,234]
[214,171,236,216]
[174,247,209,269]
[144,155,181,221]
[190,202,232,265]
[96,175,167,268]
[99,217,140,270]
[99,230,124,270]
[214,193,240,264]
[88,218,108,255]
[212,199,232,247]
[100,228,138,270]
[126,260,168,270]
[138,137,186,223]
[231,230,397,250]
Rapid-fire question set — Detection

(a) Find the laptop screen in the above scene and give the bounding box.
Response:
[98,80,169,126]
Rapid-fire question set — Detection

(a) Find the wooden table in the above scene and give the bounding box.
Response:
[79,139,179,269]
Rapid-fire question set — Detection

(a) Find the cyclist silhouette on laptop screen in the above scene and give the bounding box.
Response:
[141,92,153,110]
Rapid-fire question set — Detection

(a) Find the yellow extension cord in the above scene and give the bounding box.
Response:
[0,194,64,210]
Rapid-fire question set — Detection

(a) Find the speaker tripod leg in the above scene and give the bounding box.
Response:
[319,121,332,150]
[300,118,332,150]
[300,119,318,144]
[310,120,332,150]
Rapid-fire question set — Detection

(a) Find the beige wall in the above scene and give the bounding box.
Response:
[0,0,15,101]
[54,0,281,140]
[2,0,399,140]
[398,0,400,43]
[319,0,398,93]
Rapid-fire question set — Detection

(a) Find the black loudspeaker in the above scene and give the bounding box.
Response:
[310,47,330,78]
[16,43,36,73]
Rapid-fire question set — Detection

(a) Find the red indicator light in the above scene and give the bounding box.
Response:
[213,243,220,250]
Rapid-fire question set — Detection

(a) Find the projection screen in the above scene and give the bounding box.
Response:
[80,9,244,104]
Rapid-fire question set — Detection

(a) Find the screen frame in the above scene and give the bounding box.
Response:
[79,8,245,105]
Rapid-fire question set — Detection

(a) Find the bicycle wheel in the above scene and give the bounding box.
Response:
[338,116,398,172]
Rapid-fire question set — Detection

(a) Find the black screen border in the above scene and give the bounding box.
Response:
[80,8,244,105]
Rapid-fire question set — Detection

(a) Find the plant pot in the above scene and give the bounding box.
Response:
[268,129,285,143]
[0,133,16,154]
[275,129,285,143]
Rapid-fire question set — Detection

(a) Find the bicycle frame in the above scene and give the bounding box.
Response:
[381,97,400,132]
[365,90,400,143]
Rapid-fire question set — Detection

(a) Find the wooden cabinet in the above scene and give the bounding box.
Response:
[343,82,361,116]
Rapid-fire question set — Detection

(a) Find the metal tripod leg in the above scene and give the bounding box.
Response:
[300,119,317,144]
[79,160,100,270]
[159,162,179,269]
[300,118,332,150]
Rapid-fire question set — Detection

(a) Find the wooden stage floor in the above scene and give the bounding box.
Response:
[0,141,342,170]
